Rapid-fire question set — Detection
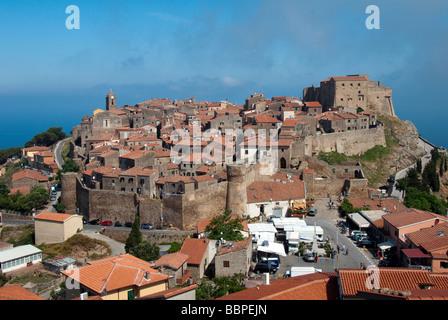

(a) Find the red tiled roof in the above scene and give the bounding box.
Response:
[305,101,322,108]
[338,268,435,298]
[8,186,31,196]
[217,272,339,300]
[0,285,45,300]
[61,254,170,294]
[347,197,407,213]
[34,212,76,222]
[246,178,305,204]
[11,169,48,183]
[322,75,369,82]
[153,252,189,270]
[383,208,446,228]
[180,238,210,265]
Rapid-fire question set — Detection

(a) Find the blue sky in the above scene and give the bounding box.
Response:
[0,0,447,148]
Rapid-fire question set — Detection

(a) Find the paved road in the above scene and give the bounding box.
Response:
[54,138,70,169]
[276,198,379,277]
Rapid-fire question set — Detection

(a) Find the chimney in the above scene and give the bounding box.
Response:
[144,271,150,280]
[263,273,270,285]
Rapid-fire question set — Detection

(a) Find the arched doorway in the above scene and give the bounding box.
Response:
[280,157,287,169]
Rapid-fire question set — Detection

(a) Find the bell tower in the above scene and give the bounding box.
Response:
[106,89,117,111]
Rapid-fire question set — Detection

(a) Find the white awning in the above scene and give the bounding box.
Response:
[378,239,396,250]
[347,212,371,229]
[256,240,287,257]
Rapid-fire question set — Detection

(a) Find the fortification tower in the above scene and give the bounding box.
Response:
[60,172,78,215]
[225,164,248,216]
[106,89,117,111]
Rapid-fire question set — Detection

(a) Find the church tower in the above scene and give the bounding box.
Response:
[106,89,117,111]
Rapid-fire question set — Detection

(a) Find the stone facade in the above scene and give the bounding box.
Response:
[303,75,395,116]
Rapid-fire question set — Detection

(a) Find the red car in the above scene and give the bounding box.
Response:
[101,220,113,226]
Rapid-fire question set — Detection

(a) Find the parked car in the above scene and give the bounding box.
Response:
[101,220,113,226]
[124,222,133,228]
[303,252,315,262]
[307,208,317,216]
[114,221,123,227]
[141,223,154,230]
[254,261,278,274]
[50,195,56,201]
[89,219,101,225]
[350,230,363,239]
[358,237,373,246]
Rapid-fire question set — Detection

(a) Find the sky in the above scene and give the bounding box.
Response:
[0,0,447,149]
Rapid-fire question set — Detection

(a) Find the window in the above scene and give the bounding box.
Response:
[223,261,230,268]
[120,178,125,183]
[441,262,448,269]
[128,178,134,183]
[140,179,145,185]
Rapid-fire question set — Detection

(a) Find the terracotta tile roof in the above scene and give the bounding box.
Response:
[61,254,170,294]
[246,179,305,204]
[348,197,407,213]
[305,101,322,108]
[405,223,448,249]
[255,115,281,123]
[8,186,31,196]
[383,208,447,228]
[281,118,300,127]
[153,252,189,270]
[180,238,210,265]
[0,284,45,300]
[11,169,48,183]
[322,75,369,82]
[192,174,216,183]
[430,273,448,289]
[139,284,198,300]
[86,132,115,142]
[119,149,153,160]
[120,166,156,177]
[216,236,252,256]
[338,268,435,298]
[34,212,76,222]
[218,272,339,300]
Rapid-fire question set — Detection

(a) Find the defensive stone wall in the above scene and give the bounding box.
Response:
[304,126,386,157]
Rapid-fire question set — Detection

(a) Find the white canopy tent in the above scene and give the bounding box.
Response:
[248,223,277,243]
[256,240,287,257]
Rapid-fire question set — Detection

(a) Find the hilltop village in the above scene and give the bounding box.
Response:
[2,74,448,302]
[64,74,394,228]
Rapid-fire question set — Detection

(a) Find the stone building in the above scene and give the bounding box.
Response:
[179,238,211,281]
[214,236,253,278]
[303,74,395,116]
[11,169,49,190]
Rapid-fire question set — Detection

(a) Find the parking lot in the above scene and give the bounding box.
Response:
[251,198,380,279]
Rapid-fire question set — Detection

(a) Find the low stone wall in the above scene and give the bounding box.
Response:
[103,228,194,245]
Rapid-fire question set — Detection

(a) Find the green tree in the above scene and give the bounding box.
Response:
[0,183,9,197]
[416,159,422,174]
[24,127,67,148]
[339,198,362,216]
[205,210,245,241]
[56,202,67,213]
[129,241,160,262]
[125,215,142,253]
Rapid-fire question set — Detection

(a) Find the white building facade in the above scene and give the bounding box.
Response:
[0,245,42,273]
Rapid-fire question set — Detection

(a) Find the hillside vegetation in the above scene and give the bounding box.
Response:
[318,115,425,187]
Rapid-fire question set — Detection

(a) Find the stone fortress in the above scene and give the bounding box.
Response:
[62,74,412,231]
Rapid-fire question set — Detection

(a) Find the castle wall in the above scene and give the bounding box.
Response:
[304,126,386,157]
